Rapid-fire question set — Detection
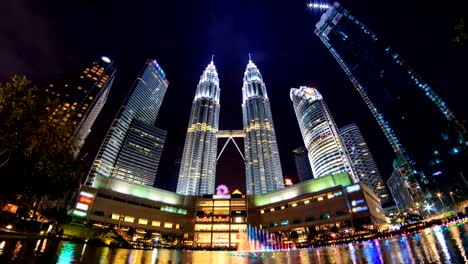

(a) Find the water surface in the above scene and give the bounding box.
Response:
[1,223,467,263]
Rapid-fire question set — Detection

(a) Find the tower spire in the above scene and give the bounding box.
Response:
[248,53,251,61]
[211,54,214,64]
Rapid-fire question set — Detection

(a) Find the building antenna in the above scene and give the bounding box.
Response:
[248,53,251,61]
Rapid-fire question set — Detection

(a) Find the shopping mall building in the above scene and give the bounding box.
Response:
[74,172,386,247]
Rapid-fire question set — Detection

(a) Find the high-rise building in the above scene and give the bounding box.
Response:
[242,58,284,195]
[48,56,116,157]
[85,59,168,187]
[339,123,390,205]
[177,59,220,195]
[292,147,313,182]
[315,2,468,196]
[290,86,357,181]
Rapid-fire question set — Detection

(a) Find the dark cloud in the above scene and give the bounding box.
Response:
[0,0,65,83]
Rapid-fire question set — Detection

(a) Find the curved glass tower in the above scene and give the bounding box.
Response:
[177,59,220,195]
[290,86,357,182]
[242,58,284,195]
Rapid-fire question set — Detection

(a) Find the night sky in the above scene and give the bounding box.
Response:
[1,0,467,193]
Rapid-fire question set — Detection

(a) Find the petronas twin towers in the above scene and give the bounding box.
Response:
[176,57,285,195]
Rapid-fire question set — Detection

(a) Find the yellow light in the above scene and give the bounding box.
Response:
[6,225,12,230]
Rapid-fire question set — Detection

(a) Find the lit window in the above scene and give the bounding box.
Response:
[111,214,120,220]
[138,218,148,225]
[152,221,161,227]
[164,222,173,229]
[124,216,134,223]
[270,208,275,212]
[304,200,310,204]
[260,210,264,214]
[291,203,297,207]
[234,217,243,223]
[317,197,324,201]
[176,224,180,229]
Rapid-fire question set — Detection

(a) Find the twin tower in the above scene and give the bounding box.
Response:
[176,58,285,195]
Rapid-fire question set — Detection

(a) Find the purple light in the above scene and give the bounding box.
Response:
[307,2,330,10]
[216,185,229,195]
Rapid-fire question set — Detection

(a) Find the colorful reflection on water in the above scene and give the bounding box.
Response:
[1,222,468,263]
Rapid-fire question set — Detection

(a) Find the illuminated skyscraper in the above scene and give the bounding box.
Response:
[85,59,168,187]
[290,86,357,181]
[339,124,390,205]
[177,59,220,195]
[315,2,467,197]
[293,147,313,182]
[243,58,284,195]
[48,56,116,157]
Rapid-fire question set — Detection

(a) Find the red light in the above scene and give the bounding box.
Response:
[79,196,93,204]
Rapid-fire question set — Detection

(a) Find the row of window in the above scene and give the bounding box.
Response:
[259,191,343,214]
[110,213,182,229]
[97,192,187,215]
[262,210,348,228]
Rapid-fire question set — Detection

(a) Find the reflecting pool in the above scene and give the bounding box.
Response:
[1,222,468,263]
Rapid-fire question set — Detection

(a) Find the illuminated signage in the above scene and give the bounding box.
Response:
[213,194,231,199]
[351,199,365,206]
[352,206,368,213]
[284,178,293,186]
[76,202,89,211]
[79,196,93,204]
[80,191,94,198]
[73,210,87,218]
[346,184,361,193]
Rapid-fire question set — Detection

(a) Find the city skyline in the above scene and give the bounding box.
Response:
[0,0,466,193]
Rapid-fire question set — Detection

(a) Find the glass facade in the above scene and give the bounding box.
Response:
[290,86,356,181]
[315,2,468,196]
[48,57,116,157]
[194,196,247,248]
[242,59,284,195]
[85,59,168,187]
[292,147,313,182]
[339,123,390,205]
[177,60,220,195]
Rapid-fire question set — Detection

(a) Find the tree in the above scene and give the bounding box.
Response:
[0,75,84,212]
[453,18,468,47]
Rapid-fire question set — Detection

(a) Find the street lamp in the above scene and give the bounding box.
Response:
[436,193,446,211]
[425,203,434,214]
[449,192,456,206]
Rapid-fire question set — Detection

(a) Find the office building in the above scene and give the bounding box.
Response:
[290,86,356,181]
[74,171,385,248]
[315,2,468,197]
[85,59,168,187]
[177,59,220,195]
[339,124,391,205]
[242,58,284,194]
[293,147,313,182]
[48,56,116,157]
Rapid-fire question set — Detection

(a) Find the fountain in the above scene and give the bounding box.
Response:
[233,225,288,258]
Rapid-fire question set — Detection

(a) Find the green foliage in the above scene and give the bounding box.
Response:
[0,75,85,208]
[453,19,468,46]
